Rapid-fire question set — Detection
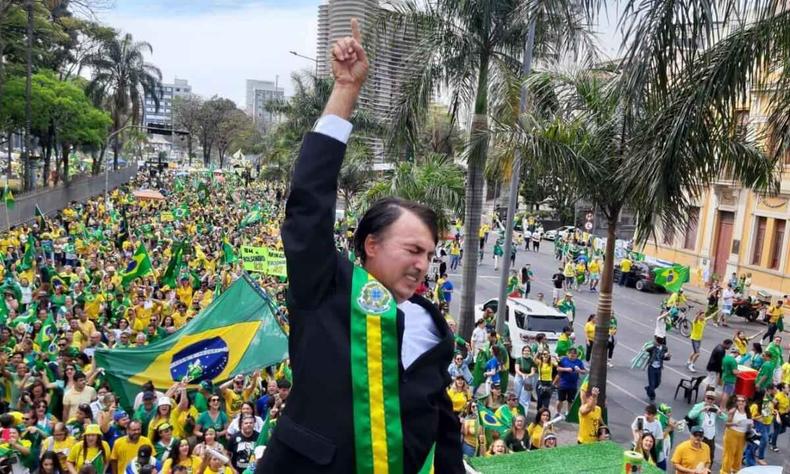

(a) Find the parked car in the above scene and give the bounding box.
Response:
[613,261,670,292]
[543,225,575,241]
[476,297,570,358]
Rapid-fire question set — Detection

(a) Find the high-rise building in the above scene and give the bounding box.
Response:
[316,0,420,165]
[245,79,285,134]
[143,78,192,131]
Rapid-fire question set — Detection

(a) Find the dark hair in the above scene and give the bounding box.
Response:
[277,379,292,389]
[533,408,551,425]
[353,198,438,263]
[40,451,65,474]
[723,339,733,346]
[645,404,657,415]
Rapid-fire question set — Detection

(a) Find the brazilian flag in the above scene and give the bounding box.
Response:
[94,274,289,411]
[35,313,57,353]
[238,207,263,228]
[18,235,36,271]
[121,243,153,286]
[652,265,690,293]
[478,402,508,434]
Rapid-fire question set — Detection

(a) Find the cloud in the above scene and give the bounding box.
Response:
[100,1,322,106]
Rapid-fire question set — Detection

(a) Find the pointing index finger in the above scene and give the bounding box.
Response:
[351,17,362,43]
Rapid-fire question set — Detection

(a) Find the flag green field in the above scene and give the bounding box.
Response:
[94,274,289,410]
[652,265,690,293]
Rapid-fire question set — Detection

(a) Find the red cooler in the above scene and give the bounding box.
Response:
[735,366,757,399]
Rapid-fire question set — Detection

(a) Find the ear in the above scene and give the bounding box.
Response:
[363,234,379,261]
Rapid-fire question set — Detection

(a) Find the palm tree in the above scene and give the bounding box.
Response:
[383,0,601,339]
[362,153,465,233]
[494,59,778,405]
[338,139,375,212]
[85,32,161,170]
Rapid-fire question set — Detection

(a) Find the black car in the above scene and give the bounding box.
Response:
[613,261,668,292]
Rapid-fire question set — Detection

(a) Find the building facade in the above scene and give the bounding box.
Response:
[245,79,285,134]
[316,0,419,166]
[143,78,192,131]
[640,89,790,297]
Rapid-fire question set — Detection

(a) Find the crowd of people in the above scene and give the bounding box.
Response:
[0,169,292,474]
[0,163,787,474]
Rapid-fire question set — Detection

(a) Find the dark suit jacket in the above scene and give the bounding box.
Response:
[256,132,464,473]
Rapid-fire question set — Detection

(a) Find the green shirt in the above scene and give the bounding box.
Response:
[721,354,738,384]
[757,360,776,390]
[766,342,783,367]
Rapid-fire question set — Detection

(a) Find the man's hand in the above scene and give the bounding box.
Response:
[323,18,369,119]
[331,18,368,90]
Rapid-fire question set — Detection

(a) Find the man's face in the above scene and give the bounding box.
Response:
[75,377,86,390]
[127,422,141,441]
[363,211,434,302]
[267,381,277,395]
[691,432,703,447]
[568,350,577,361]
[241,417,254,434]
[645,413,656,423]
[279,386,290,400]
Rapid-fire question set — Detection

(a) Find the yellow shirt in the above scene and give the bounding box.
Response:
[620,259,632,273]
[563,262,575,277]
[447,387,470,413]
[775,391,789,415]
[578,405,602,444]
[43,435,77,470]
[161,455,202,474]
[588,261,600,273]
[527,423,545,449]
[782,362,790,385]
[584,321,595,342]
[223,387,253,418]
[538,361,554,382]
[68,440,110,470]
[750,402,773,425]
[734,337,748,356]
[768,306,784,324]
[671,439,710,471]
[110,436,154,474]
[147,406,190,440]
[690,318,707,341]
[84,294,106,320]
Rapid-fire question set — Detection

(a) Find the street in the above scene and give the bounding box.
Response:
[447,237,788,471]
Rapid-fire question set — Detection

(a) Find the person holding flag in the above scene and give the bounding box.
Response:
[256,18,463,474]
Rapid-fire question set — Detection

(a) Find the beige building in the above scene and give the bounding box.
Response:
[640,87,790,297]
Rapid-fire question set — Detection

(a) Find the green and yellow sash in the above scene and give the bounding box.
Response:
[350,266,435,474]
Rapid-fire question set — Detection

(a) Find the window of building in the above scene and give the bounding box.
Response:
[751,216,767,265]
[769,219,786,270]
[683,206,700,250]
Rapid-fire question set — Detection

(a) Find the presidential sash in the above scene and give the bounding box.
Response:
[350,266,435,474]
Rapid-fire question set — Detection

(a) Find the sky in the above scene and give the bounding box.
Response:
[99,0,623,108]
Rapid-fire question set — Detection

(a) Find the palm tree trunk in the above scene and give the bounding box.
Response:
[458,53,491,341]
[23,0,34,191]
[588,209,621,407]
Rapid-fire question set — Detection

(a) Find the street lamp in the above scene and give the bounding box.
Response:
[290,50,319,76]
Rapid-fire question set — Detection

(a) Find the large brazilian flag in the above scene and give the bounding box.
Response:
[95,274,289,410]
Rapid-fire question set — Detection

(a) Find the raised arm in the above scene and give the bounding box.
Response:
[281,18,369,310]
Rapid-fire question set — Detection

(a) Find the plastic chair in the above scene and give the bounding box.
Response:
[674,375,705,404]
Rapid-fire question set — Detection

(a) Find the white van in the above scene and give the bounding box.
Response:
[476,297,571,358]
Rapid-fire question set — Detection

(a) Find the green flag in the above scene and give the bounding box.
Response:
[94,274,289,410]
[222,236,237,264]
[18,235,36,271]
[120,243,153,286]
[256,413,272,447]
[239,208,263,228]
[477,402,509,434]
[161,241,186,288]
[652,265,690,293]
[35,205,47,228]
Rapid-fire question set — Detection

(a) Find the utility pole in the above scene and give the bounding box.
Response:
[23,0,33,191]
[495,18,537,336]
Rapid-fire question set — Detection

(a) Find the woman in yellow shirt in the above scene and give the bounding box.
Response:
[162,439,202,474]
[66,424,110,474]
[42,423,77,471]
[584,314,596,363]
[535,352,556,410]
[446,376,472,415]
[527,408,553,449]
[461,405,482,457]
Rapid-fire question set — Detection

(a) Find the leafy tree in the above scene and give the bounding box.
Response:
[362,153,465,233]
[196,96,236,167]
[338,139,375,211]
[385,0,601,340]
[85,32,162,170]
[215,108,254,168]
[172,94,203,165]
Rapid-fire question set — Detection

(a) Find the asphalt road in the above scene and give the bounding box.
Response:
[446,238,788,471]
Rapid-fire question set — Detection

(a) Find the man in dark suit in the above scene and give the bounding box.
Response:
[255,18,464,474]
